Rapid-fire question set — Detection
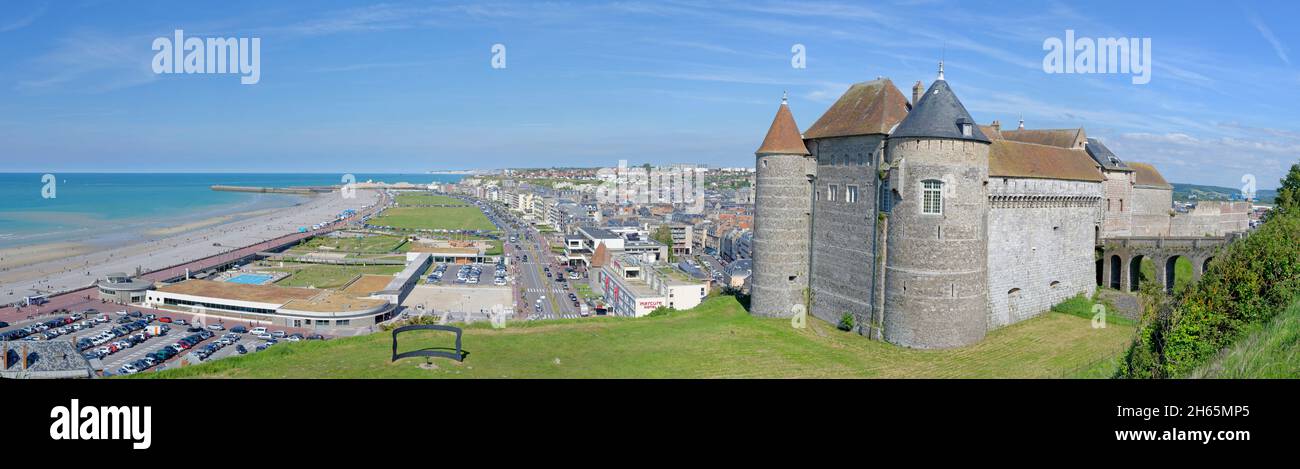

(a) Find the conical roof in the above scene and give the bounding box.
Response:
[891,79,990,143]
[755,98,810,155]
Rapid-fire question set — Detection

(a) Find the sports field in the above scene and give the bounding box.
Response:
[394,193,467,206]
[143,295,1134,379]
[270,263,406,289]
[368,206,496,232]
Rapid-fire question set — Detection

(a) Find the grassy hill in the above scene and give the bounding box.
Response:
[1191,299,1300,378]
[141,295,1134,379]
[1171,182,1275,204]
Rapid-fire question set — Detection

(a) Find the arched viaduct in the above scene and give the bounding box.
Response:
[1096,235,1240,294]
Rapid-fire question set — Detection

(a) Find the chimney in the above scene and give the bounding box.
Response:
[991,120,1001,132]
[912,81,924,107]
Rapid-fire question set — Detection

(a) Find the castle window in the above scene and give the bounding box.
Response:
[828,184,839,202]
[846,185,859,203]
[921,179,943,215]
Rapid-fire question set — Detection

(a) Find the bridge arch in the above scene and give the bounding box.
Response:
[1129,255,1146,292]
[1109,255,1122,289]
[1164,255,1184,293]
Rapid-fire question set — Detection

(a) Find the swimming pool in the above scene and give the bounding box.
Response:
[226,273,275,285]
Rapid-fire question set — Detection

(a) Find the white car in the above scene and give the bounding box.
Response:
[118,364,138,374]
[250,327,268,335]
[255,333,274,340]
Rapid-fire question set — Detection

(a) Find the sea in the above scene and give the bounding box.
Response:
[0,173,465,250]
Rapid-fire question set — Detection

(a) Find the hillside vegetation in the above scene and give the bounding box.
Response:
[1119,212,1300,378]
[1192,299,1300,378]
[142,295,1133,379]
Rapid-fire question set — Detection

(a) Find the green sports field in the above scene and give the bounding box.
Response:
[394,193,467,206]
[142,295,1133,379]
[368,206,496,232]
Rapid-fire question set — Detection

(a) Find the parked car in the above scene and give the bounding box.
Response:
[235,344,247,354]
[250,327,267,335]
[230,325,248,334]
[158,317,172,323]
[207,323,225,331]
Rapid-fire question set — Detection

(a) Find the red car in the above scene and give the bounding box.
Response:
[159,317,173,323]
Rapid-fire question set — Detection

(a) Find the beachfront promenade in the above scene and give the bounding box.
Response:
[0,190,391,326]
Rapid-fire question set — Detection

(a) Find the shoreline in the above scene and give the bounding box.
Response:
[0,190,382,304]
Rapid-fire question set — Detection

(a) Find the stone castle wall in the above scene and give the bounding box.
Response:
[986,178,1103,329]
[1099,170,1133,238]
[1130,186,1173,236]
[882,138,989,349]
[808,135,884,327]
[750,152,815,318]
[1169,201,1250,237]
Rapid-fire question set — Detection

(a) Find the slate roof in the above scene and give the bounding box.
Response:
[1084,137,1132,172]
[756,101,810,155]
[1127,162,1172,189]
[803,78,910,139]
[988,140,1105,182]
[889,79,990,143]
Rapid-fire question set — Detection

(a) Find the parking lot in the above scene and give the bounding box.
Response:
[0,308,327,376]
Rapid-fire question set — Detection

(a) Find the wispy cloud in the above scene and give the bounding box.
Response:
[15,31,157,93]
[0,2,47,33]
[1245,9,1290,65]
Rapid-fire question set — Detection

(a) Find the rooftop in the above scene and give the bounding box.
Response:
[890,77,990,143]
[155,279,388,313]
[1127,161,1173,189]
[804,78,910,139]
[989,140,1104,182]
[755,97,810,155]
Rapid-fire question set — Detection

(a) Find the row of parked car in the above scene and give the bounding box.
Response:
[78,319,162,360]
[1,312,89,341]
[191,332,244,361]
[117,330,216,375]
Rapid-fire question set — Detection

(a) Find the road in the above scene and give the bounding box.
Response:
[483,204,584,321]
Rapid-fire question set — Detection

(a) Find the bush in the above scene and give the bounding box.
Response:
[837,312,854,332]
[1118,212,1300,378]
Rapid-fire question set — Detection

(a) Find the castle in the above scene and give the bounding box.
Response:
[750,64,1249,349]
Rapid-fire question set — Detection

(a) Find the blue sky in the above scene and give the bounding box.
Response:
[0,0,1296,188]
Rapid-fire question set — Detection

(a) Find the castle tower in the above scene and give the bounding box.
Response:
[751,93,814,318]
[881,63,992,348]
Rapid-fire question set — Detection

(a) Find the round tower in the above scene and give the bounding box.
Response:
[882,63,991,348]
[751,93,813,318]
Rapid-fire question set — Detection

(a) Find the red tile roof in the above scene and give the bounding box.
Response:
[755,102,810,155]
[804,79,910,139]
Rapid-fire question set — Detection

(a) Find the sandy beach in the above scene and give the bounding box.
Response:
[0,189,382,305]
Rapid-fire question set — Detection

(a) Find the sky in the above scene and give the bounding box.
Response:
[0,0,1296,189]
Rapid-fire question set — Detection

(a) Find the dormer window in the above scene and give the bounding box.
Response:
[957,117,973,137]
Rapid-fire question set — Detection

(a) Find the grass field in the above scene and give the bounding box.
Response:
[288,234,408,254]
[143,295,1133,379]
[1192,299,1300,378]
[394,193,467,206]
[369,206,496,232]
[270,263,405,289]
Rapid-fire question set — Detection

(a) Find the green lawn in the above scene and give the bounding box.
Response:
[1192,299,1300,378]
[394,193,467,206]
[270,263,405,289]
[142,295,1134,379]
[369,206,496,232]
[288,234,408,254]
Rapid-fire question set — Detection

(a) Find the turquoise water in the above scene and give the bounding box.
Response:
[0,173,464,249]
[226,273,275,285]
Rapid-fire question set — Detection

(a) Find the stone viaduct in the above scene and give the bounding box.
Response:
[1096,235,1242,293]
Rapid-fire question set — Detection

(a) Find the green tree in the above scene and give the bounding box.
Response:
[1275,163,1300,216]
[652,225,676,262]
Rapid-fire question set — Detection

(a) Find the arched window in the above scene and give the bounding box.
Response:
[921,179,943,215]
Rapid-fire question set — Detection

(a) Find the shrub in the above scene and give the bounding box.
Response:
[1118,212,1300,378]
[837,312,854,332]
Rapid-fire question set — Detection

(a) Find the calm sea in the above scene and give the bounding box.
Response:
[0,173,464,249]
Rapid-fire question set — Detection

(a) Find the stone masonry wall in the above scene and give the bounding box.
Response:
[1099,170,1133,238]
[1130,186,1173,236]
[750,152,814,318]
[986,177,1103,329]
[1169,201,1251,237]
[809,135,883,327]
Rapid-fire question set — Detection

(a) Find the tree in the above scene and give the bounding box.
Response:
[652,225,676,262]
[1275,162,1300,216]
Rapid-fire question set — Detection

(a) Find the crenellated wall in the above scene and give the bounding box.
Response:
[986,177,1103,329]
